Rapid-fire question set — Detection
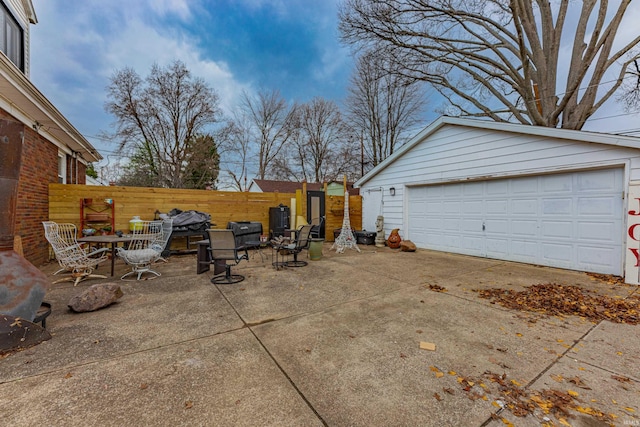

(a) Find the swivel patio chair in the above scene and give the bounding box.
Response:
[207,229,249,284]
[42,221,110,286]
[116,220,164,281]
[310,216,325,239]
[282,224,312,267]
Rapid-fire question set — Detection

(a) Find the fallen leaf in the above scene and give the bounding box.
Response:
[140,383,148,390]
[567,376,591,389]
[448,370,456,375]
[515,333,523,337]
[558,417,571,427]
[550,374,564,383]
[435,372,444,378]
[443,387,455,395]
[184,401,193,409]
[567,390,579,397]
[511,379,521,387]
[433,392,442,401]
[625,407,636,413]
[64,372,73,379]
[611,375,630,382]
[429,366,440,372]
[575,406,605,417]
[500,417,514,427]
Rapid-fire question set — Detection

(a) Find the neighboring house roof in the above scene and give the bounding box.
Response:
[355,116,640,188]
[0,53,101,162]
[249,179,360,195]
[249,179,324,193]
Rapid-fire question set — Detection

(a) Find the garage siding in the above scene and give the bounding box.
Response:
[408,169,624,274]
[362,125,640,239]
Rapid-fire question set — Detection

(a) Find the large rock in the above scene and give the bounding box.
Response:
[68,283,123,313]
[400,240,417,252]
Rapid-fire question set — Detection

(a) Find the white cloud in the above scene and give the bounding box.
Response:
[30,0,250,157]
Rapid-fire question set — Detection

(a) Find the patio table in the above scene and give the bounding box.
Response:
[78,234,133,277]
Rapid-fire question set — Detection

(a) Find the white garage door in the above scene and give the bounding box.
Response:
[408,168,624,275]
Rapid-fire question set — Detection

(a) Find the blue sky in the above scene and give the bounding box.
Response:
[29,0,358,165]
[29,0,640,171]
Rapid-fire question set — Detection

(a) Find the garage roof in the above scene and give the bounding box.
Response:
[355,116,640,188]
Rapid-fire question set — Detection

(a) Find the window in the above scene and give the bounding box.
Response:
[58,153,67,184]
[0,2,24,71]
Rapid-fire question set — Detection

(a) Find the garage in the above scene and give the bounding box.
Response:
[407,168,624,274]
[356,116,640,282]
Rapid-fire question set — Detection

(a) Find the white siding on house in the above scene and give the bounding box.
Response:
[3,0,32,75]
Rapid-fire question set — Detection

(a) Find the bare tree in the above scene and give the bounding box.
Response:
[271,98,357,183]
[105,60,221,187]
[346,49,426,169]
[618,59,640,112]
[239,89,296,179]
[339,0,640,130]
[299,98,346,182]
[216,116,252,191]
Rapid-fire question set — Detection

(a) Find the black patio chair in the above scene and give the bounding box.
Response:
[310,216,325,239]
[207,229,249,284]
[282,224,313,267]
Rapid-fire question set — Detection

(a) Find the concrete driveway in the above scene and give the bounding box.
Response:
[1,244,639,426]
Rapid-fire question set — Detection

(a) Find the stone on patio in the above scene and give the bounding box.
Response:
[68,283,123,312]
[400,240,417,252]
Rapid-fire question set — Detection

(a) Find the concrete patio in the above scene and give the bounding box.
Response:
[1,243,639,426]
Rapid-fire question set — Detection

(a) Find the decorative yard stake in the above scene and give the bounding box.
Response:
[331,191,360,254]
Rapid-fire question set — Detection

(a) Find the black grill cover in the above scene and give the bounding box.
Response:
[227,221,263,246]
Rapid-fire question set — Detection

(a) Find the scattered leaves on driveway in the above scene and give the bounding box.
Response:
[585,272,625,285]
[427,284,447,292]
[475,283,640,324]
[440,369,616,424]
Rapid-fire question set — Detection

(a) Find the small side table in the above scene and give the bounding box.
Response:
[271,242,291,270]
[196,239,210,274]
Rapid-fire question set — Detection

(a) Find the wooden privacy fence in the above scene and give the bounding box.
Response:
[48,184,362,242]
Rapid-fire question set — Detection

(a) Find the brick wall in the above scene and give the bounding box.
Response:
[1,109,91,266]
[15,124,58,266]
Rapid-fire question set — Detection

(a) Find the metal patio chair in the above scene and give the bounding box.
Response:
[207,229,249,284]
[42,221,110,286]
[154,218,174,261]
[281,224,312,267]
[116,220,164,280]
